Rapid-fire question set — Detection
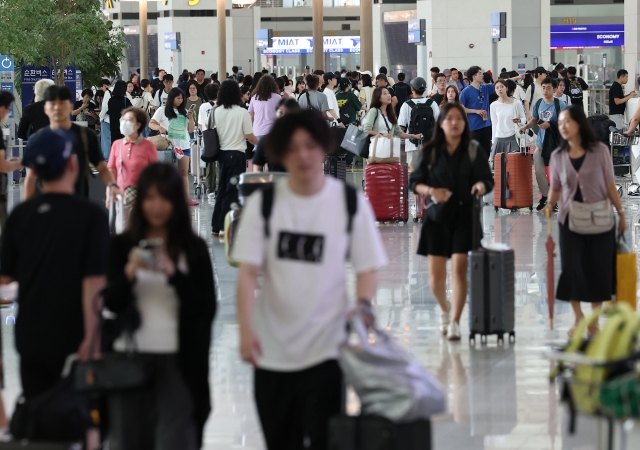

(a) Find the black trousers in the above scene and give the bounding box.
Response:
[20,356,67,400]
[472,126,492,156]
[211,150,246,232]
[254,360,342,450]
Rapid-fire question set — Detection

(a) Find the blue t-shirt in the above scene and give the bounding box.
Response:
[459,84,495,131]
[532,98,566,147]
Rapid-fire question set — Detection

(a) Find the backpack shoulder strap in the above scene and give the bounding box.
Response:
[344,183,357,234]
[208,105,216,129]
[407,99,416,108]
[425,98,434,107]
[530,83,535,102]
[534,98,543,117]
[261,185,275,238]
[305,90,312,108]
[468,140,478,164]
[554,98,561,117]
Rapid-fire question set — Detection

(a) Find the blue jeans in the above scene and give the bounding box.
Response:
[101,121,112,160]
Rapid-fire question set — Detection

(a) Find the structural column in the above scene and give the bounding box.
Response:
[218,0,227,78]
[139,0,148,79]
[360,0,373,71]
[312,0,323,70]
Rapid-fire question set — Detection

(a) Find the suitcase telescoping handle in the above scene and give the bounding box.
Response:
[472,195,483,250]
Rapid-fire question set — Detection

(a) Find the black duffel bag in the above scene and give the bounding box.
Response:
[202,106,221,163]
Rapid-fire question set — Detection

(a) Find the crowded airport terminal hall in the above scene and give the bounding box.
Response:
[2,0,640,448]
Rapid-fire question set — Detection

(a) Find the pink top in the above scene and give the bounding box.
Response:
[107,137,159,189]
[549,142,615,225]
[248,93,281,136]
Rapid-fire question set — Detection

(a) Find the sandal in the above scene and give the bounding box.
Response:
[587,323,600,338]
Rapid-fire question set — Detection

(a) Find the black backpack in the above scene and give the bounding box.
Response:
[407,99,436,145]
[587,114,615,148]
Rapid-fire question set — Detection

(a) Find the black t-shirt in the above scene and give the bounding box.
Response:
[609,81,626,115]
[431,93,444,107]
[252,144,286,173]
[386,85,396,98]
[0,193,109,360]
[62,124,104,197]
[564,76,589,107]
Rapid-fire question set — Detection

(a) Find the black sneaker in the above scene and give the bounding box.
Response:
[536,196,548,211]
[553,204,558,213]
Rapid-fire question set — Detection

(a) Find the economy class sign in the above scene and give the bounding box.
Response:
[550,24,624,50]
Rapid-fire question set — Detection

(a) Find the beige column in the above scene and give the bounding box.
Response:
[360,0,373,72]
[312,0,323,70]
[139,0,148,79]
[218,0,227,78]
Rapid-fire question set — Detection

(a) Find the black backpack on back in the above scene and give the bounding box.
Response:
[407,99,436,145]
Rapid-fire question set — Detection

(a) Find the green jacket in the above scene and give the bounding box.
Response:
[335,91,362,125]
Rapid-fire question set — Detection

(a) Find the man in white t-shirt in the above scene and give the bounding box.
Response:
[524,67,546,120]
[233,110,387,450]
[322,73,344,127]
[151,73,174,112]
[398,77,439,172]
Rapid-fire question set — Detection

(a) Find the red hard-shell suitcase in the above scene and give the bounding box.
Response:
[364,163,409,223]
[413,193,427,223]
[493,152,533,212]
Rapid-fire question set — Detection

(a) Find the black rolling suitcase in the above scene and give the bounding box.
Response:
[324,154,347,181]
[467,197,516,345]
[88,169,107,211]
[328,415,431,450]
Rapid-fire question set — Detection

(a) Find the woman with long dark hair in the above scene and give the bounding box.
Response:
[108,80,134,147]
[149,87,197,205]
[545,105,625,336]
[409,102,493,340]
[441,85,460,106]
[294,79,306,101]
[210,80,259,236]
[250,72,263,93]
[103,163,216,450]
[361,87,419,141]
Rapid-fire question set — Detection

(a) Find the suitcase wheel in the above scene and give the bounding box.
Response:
[498,335,504,346]
[480,335,488,345]
[494,207,499,213]
[395,218,400,224]
[509,332,516,344]
[469,334,475,345]
[413,218,418,222]
[529,206,533,211]
[403,219,408,224]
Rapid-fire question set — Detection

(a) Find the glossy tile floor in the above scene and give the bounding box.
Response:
[3,172,640,449]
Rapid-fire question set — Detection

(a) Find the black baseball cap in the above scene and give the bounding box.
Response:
[23,129,75,180]
[324,72,337,83]
[410,77,427,93]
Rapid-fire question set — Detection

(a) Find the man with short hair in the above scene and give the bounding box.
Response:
[24,86,120,202]
[430,73,447,106]
[231,66,239,80]
[322,73,344,127]
[460,66,495,155]
[524,66,547,120]
[520,77,566,211]
[152,73,175,111]
[609,69,635,129]
[195,69,208,96]
[233,110,387,450]
[151,69,166,97]
[398,77,439,172]
[1,128,109,402]
[393,73,411,116]
[379,66,394,86]
[429,67,440,89]
[375,74,397,110]
[449,68,467,92]
[97,78,113,159]
[298,74,333,121]
[564,66,589,111]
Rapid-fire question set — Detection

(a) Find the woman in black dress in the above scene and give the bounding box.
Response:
[545,105,626,336]
[409,102,493,341]
[108,80,133,144]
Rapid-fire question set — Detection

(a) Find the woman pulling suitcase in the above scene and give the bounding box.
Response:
[409,103,493,340]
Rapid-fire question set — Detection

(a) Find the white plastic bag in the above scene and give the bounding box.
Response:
[339,313,446,422]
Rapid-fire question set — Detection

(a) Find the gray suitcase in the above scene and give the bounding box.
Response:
[467,248,516,344]
[467,197,515,345]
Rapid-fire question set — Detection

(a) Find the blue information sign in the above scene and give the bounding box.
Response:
[550,24,624,50]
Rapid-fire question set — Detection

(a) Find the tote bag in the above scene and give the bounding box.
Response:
[367,110,400,164]
[340,124,371,157]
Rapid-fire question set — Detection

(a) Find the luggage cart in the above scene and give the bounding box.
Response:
[191,129,208,200]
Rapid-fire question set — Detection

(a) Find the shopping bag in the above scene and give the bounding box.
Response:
[338,312,446,422]
[616,237,637,311]
[367,135,401,164]
[340,124,371,157]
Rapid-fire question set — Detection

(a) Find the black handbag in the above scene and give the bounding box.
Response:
[202,106,221,163]
[425,197,459,224]
[10,374,91,442]
[74,351,150,393]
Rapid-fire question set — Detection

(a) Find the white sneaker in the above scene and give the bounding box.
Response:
[208,193,216,199]
[439,302,451,335]
[447,321,461,341]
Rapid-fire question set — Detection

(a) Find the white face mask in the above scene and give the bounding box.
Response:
[120,120,136,137]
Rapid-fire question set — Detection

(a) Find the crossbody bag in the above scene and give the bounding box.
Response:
[561,152,614,234]
[119,140,137,206]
